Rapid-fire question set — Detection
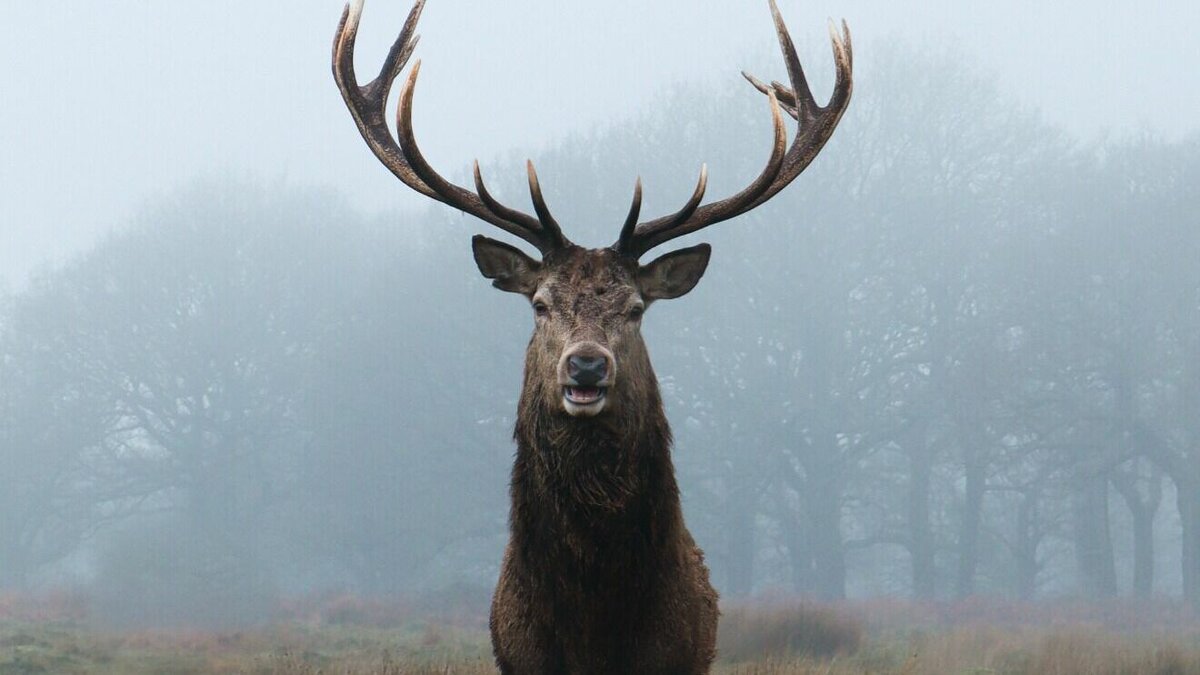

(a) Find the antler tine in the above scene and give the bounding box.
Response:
[525,161,567,248]
[617,177,644,248]
[378,0,424,88]
[768,0,820,124]
[677,164,710,226]
[333,0,570,255]
[616,165,708,255]
[612,0,853,259]
[833,20,854,99]
[618,89,788,256]
[473,161,542,232]
[742,73,800,120]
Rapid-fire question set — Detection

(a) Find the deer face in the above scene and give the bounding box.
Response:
[473,236,710,418]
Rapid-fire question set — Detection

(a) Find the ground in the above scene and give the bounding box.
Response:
[1,594,1198,674]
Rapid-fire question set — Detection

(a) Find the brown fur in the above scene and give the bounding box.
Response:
[485,246,719,674]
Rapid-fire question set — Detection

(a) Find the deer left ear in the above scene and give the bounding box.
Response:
[472,235,542,295]
[638,243,711,301]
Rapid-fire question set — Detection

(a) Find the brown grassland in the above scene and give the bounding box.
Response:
[2,593,1199,674]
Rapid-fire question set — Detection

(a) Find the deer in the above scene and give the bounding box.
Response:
[333,1,852,672]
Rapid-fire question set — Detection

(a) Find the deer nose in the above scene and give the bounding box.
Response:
[567,355,608,387]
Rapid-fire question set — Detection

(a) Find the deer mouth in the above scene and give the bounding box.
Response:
[563,386,607,415]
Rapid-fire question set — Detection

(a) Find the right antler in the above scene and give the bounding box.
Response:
[614,0,853,259]
[332,0,570,254]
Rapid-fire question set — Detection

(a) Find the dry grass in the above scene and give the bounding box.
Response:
[718,603,863,663]
[714,661,872,674]
[2,595,1200,674]
[917,627,1200,675]
[246,651,498,675]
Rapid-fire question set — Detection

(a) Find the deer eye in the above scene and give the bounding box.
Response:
[628,305,644,321]
[533,300,549,317]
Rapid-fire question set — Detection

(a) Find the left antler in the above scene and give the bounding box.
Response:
[614,0,853,259]
[332,0,570,254]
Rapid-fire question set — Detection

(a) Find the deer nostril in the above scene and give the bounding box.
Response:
[567,355,607,386]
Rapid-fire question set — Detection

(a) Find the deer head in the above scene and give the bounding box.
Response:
[333,0,852,419]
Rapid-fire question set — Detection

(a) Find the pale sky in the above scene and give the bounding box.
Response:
[2,0,1197,289]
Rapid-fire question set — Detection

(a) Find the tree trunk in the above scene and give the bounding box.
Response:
[804,478,846,600]
[1015,490,1039,599]
[1073,473,1117,598]
[908,444,936,599]
[1131,506,1155,598]
[1178,477,1200,611]
[1111,469,1160,598]
[790,321,846,600]
[724,488,756,598]
[785,510,813,595]
[956,451,985,598]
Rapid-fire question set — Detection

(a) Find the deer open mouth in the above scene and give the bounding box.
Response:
[564,386,606,406]
[563,386,607,416]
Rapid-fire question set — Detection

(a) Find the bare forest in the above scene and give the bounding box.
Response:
[2,2,1199,672]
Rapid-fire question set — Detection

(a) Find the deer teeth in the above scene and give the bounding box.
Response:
[564,386,605,405]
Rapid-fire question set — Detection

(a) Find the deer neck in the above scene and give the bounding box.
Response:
[510,376,683,554]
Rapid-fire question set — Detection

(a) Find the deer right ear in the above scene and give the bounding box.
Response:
[638,243,711,301]
[472,235,542,296]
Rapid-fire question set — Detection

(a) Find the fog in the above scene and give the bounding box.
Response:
[3,0,1198,286]
[1,0,1199,630]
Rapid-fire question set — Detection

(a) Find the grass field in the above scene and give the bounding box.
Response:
[2,593,1199,674]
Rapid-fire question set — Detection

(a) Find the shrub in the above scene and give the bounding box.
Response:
[717,602,864,663]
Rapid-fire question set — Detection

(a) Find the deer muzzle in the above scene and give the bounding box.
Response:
[559,342,615,416]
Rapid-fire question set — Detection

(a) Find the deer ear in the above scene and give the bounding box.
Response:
[472,235,542,295]
[638,243,711,301]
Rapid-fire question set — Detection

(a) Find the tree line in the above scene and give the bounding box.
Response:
[0,43,1196,622]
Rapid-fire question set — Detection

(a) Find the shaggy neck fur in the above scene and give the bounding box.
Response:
[510,365,686,588]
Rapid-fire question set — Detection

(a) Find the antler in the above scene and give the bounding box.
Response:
[333,0,569,254]
[614,0,853,259]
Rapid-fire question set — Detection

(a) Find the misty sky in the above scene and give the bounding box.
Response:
[2,0,1197,290]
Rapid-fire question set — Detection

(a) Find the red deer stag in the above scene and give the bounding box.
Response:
[333,1,852,672]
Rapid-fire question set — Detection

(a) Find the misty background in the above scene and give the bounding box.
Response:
[1,0,1199,626]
